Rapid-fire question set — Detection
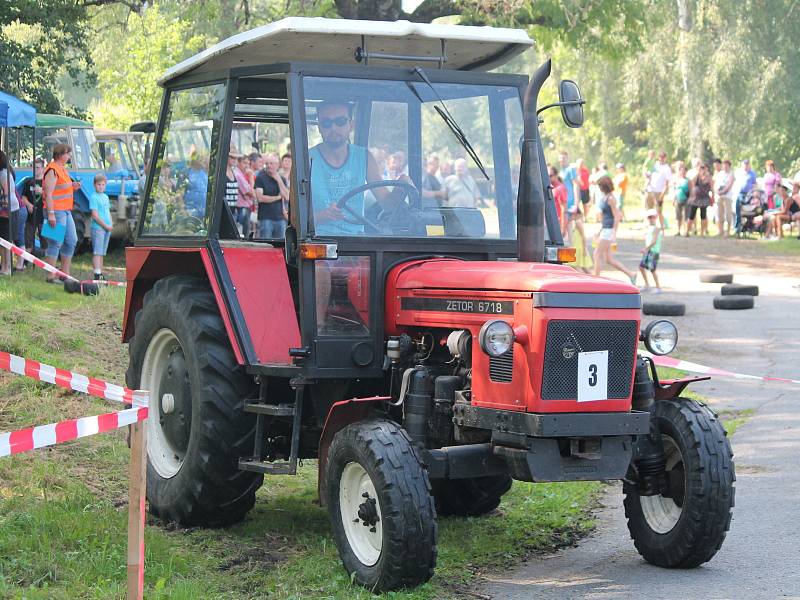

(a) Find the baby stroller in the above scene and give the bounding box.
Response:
[739,189,768,237]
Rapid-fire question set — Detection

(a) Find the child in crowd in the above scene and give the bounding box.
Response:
[639,208,663,293]
[89,174,113,280]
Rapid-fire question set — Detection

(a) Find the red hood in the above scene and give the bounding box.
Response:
[391,259,638,294]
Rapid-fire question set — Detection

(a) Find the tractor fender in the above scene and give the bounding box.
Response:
[317,396,392,505]
[73,183,92,213]
[122,244,300,367]
[655,376,710,400]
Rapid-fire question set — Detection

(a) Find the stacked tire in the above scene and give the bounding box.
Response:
[701,273,758,311]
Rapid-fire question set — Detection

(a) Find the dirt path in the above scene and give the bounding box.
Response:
[480,235,800,599]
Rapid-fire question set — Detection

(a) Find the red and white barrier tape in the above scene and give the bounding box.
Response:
[0,237,126,287]
[0,405,148,457]
[651,354,800,385]
[0,236,78,282]
[85,279,126,287]
[0,350,143,405]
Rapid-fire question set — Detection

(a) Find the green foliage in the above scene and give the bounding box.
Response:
[89,4,204,129]
[460,0,648,59]
[0,0,93,114]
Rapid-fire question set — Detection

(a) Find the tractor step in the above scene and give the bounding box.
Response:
[238,459,296,475]
[241,378,305,476]
[244,402,295,417]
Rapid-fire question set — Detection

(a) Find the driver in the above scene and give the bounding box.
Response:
[310,101,398,235]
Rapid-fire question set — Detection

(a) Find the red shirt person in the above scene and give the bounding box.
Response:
[577,158,590,206]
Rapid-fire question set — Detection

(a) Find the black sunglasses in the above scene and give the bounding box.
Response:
[319,116,349,129]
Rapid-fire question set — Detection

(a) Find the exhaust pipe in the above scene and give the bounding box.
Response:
[517,60,552,263]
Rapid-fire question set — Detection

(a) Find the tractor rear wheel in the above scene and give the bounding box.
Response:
[126,275,262,526]
[325,419,437,591]
[72,209,87,254]
[432,475,512,516]
[623,398,734,567]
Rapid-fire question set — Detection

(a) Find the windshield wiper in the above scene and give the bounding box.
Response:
[412,67,490,181]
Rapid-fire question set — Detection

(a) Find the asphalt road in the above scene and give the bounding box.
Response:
[482,236,800,600]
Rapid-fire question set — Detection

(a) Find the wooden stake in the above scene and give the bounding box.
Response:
[127,391,148,600]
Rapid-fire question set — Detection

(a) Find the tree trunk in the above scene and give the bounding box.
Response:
[676,0,703,159]
[356,0,403,20]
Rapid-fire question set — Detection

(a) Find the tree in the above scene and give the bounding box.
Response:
[89,4,204,128]
[0,1,93,113]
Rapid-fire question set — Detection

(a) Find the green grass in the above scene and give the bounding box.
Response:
[0,271,601,599]
[653,364,753,435]
[715,409,755,436]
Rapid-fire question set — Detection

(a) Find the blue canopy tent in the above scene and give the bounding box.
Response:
[0,91,37,128]
[0,91,37,271]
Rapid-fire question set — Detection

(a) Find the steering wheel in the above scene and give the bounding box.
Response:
[334,180,421,234]
[170,213,205,235]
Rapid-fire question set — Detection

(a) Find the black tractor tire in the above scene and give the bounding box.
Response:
[623,398,735,568]
[325,419,437,591]
[72,209,88,254]
[126,275,262,527]
[699,273,733,284]
[431,475,513,517]
[721,283,759,296]
[713,295,754,310]
[642,301,686,317]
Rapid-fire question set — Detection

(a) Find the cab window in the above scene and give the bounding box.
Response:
[140,83,225,237]
[302,76,522,240]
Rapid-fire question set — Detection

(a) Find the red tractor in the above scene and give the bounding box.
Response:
[123,18,734,591]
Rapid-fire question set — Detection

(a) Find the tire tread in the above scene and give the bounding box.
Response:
[623,398,735,568]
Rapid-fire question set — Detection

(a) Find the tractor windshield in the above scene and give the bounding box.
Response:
[303,76,522,240]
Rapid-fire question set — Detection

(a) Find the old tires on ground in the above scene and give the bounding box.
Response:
[642,301,686,317]
[713,295,754,310]
[325,420,437,591]
[699,273,733,284]
[126,275,262,526]
[624,398,735,568]
[721,283,759,296]
[432,475,513,516]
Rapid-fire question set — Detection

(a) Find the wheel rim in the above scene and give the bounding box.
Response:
[640,435,686,534]
[141,328,191,479]
[339,462,383,566]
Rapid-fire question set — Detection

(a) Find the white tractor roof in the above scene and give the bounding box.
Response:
[160,17,533,85]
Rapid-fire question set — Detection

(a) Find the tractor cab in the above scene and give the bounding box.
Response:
[125,19,733,593]
[130,17,564,376]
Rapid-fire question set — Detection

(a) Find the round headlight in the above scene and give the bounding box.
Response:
[478,320,515,357]
[642,320,678,355]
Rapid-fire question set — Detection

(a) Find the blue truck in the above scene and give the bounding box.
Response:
[12,114,142,245]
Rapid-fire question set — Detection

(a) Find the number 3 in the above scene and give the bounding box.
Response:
[588,364,597,387]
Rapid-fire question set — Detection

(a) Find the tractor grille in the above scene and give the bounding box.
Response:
[489,348,514,383]
[541,320,637,400]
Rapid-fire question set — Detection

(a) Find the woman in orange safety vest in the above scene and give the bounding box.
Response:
[41,143,81,282]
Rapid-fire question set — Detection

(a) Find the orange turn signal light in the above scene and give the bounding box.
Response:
[557,247,576,263]
[299,242,338,260]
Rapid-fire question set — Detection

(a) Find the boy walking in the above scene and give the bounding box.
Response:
[89,174,113,280]
[639,208,662,293]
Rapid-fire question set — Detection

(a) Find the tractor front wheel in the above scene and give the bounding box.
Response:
[126,275,262,526]
[431,475,512,517]
[325,420,437,591]
[624,398,735,567]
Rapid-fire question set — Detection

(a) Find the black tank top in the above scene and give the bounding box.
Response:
[600,194,615,228]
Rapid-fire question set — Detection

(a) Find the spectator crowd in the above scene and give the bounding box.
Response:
[551,150,800,292]
[2,138,798,292]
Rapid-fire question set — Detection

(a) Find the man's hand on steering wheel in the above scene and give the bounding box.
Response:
[316,204,344,224]
[334,180,420,234]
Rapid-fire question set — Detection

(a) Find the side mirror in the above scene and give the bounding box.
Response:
[558,80,585,128]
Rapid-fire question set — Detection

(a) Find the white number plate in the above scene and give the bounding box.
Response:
[577,350,609,402]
